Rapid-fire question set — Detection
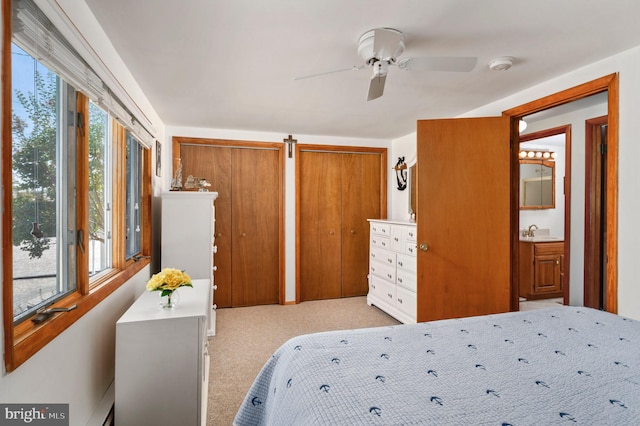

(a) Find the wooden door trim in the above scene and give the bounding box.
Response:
[584,115,608,309]
[503,73,618,314]
[519,125,572,306]
[172,136,286,305]
[295,144,388,303]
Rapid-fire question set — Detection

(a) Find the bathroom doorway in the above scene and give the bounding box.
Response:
[518,126,570,304]
[504,74,618,314]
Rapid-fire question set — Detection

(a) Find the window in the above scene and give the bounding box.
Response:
[11,44,79,324]
[88,101,112,276]
[3,0,153,371]
[125,133,143,260]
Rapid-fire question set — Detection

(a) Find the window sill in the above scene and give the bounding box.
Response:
[6,258,150,372]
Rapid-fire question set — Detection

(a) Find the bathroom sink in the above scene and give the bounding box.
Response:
[520,236,563,242]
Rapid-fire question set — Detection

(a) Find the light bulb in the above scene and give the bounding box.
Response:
[519,120,527,133]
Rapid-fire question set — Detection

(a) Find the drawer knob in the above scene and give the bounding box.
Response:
[398,298,403,304]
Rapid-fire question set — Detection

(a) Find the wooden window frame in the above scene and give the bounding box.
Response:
[2,4,152,371]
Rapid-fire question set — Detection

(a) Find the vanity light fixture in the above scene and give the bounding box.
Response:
[519,149,556,160]
[519,119,527,133]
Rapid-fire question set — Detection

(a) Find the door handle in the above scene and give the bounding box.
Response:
[419,243,429,252]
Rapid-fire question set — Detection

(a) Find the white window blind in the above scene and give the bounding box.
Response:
[12,0,155,148]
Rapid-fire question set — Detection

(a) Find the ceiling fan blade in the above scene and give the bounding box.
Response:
[372,28,404,59]
[397,56,477,72]
[293,65,365,81]
[367,74,387,101]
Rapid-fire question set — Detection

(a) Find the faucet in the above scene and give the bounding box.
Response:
[525,224,538,237]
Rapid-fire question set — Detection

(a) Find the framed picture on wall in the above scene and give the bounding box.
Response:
[156,140,162,177]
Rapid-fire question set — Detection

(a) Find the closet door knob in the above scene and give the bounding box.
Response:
[350,229,356,235]
[328,230,335,235]
[419,243,429,252]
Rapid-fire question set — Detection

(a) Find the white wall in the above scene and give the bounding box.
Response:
[390,133,417,221]
[163,126,391,303]
[391,45,640,320]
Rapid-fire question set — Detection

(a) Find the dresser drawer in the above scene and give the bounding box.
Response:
[369,275,395,304]
[396,285,416,318]
[371,235,391,249]
[369,261,396,283]
[404,226,417,242]
[390,226,404,252]
[370,222,391,236]
[405,241,417,256]
[396,270,416,292]
[370,247,395,267]
[396,253,416,272]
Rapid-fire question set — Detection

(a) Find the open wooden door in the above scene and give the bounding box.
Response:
[416,117,512,322]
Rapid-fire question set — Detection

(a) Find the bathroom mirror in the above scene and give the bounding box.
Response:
[520,160,555,209]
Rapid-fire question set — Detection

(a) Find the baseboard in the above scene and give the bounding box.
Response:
[86,380,115,426]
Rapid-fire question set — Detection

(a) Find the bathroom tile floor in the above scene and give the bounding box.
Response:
[519,297,564,311]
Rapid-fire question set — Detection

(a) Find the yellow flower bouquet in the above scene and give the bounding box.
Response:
[147,268,192,308]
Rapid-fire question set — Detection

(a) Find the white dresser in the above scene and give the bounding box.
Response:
[115,279,210,426]
[162,191,218,336]
[367,219,417,323]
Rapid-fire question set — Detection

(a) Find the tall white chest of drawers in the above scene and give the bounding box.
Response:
[367,219,417,323]
[162,191,218,336]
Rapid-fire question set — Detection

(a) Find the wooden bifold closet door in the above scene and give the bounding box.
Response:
[298,147,386,302]
[178,141,282,308]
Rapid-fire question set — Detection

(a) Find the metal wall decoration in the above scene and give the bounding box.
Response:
[394,156,407,191]
[284,134,297,158]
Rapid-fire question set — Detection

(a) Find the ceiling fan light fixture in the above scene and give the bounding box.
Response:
[372,60,389,77]
[489,56,513,71]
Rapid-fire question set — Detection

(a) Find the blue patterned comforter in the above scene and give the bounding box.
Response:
[234,307,640,425]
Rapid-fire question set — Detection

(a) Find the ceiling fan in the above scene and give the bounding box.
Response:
[294,28,477,101]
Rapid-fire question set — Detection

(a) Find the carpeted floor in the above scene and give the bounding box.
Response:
[206,296,400,425]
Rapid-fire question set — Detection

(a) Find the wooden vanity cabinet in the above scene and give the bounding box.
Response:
[519,241,564,300]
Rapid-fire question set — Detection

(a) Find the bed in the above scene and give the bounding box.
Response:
[234,306,640,425]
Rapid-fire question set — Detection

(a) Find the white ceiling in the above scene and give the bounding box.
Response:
[84,0,640,140]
